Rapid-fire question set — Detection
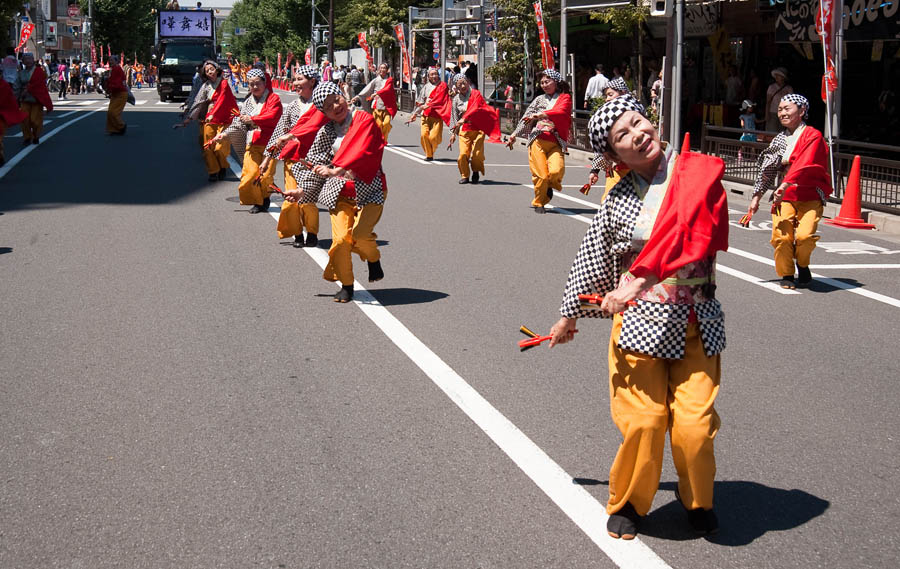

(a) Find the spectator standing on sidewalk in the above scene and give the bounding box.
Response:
[57,62,69,100]
[765,67,792,132]
[583,64,609,111]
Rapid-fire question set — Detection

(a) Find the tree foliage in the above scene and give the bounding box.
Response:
[588,5,649,34]
[488,0,556,99]
[77,0,166,61]
[0,0,21,47]
[223,0,312,62]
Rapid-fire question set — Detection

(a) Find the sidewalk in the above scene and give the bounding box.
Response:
[564,145,900,237]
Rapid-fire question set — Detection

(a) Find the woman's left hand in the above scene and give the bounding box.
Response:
[601,276,657,315]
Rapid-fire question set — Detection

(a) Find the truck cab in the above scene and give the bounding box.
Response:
[154,10,217,102]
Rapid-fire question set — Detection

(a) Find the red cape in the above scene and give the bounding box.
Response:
[460,89,502,143]
[0,78,26,126]
[424,82,452,125]
[628,150,730,282]
[280,104,330,161]
[25,66,53,111]
[206,79,239,125]
[544,93,572,142]
[249,90,283,146]
[374,77,397,117]
[782,126,833,202]
[332,110,385,184]
[107,65,127,94]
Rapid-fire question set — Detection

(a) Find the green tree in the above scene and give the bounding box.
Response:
[0,0,21,47]
[223,0,312,63]
[590,5,650,101]
[78,0,166,61]
[488,0,556,103]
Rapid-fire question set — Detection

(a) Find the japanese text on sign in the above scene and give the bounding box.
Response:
[158,11,213,38]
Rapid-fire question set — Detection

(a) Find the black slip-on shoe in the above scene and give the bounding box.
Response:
[458,178,469,184]
[367,260,384,282]
[208,174,218,182]
[471,171,480,184]
[248,204,264,214]
[779,275,796,289]
[675,486,719,536]
[797,266,812,286]
[305,233,318,248]
[293,235,305,248]
[534,206,546,214]
[333,285,354,303]
[607,502,641,540]
[218,168,227,181]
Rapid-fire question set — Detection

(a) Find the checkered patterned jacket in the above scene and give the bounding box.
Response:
[290,112,385,210]
[510,93,568,152]
[264,98,310,158]
[559,173,726,360]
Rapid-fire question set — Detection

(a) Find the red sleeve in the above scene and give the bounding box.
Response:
[629,152,730,282]
[782,127,833,198]
[461,89,502,142]
[544,93,572,142]
[252,93,283,130]
[375,78,397,117]
[332,111,385,183]
[282,106,331,160]
[107,67,127,93]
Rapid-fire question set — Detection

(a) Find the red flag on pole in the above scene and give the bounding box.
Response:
[358,32,376,72]
[533,1,555,70]
[394,24,411,85]
[15,22,35,52]
[277,52,282,76]
[815,0,837,102]
[305,48,311,65]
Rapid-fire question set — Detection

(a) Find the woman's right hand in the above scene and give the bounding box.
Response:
[283,189,303,203]
[589,172,599,186]
[505,136,516,150]
[748,194,761,216]
[548,317,578,348]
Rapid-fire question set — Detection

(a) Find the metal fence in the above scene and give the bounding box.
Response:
[701,124,900,215]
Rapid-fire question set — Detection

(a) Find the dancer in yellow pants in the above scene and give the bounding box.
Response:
[549,94,728,539]
[507,69,573,213]
[406,68,449,161]
[447,74,486,184]
[182,60,239,181]
[747,93,832,289]
[353,63,395,142]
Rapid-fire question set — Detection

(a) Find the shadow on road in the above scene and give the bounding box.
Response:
[645,481,829,545]
[0,111,221,213]
[369,287,449,306]
[569,478,829,545]
[0,246,12,255]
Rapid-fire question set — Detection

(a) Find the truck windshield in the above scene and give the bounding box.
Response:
[161,44,209,65]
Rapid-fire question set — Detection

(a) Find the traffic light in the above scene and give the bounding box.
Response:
[649,0,672,17]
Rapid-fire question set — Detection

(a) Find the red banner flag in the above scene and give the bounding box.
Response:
[394,24,411,85]
[358,32,376,73]
[277,52,282,76]
[533,1,555,71]
[815,0,837,102]
[15,22,35,52]
[305,48,311,65]
[91,42,97,68]
[286,51,294,69]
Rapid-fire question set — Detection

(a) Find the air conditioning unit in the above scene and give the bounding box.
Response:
[466,6,482,19]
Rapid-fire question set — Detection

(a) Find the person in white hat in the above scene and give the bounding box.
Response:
[765,67,792,132]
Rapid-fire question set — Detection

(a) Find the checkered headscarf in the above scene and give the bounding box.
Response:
[541,69,562,82]
[588,94,646,155]
[607,77,629,94]
[296,65,320,81]
[780,93,809,119]
[452,73,467,85]
[247,68,265,80]
[312,81,343,111]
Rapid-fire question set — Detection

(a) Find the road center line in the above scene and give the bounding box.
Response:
[0,109,102,180]
[224,156,674,568]
[385,145,432,165]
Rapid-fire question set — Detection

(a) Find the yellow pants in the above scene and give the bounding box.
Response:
[324,196,385,286]
[607,313,720,517]
[238,144,276,206]
[771,200,824,277]
[458,129,485,179]
[283,159,319,235]
[420,116,443,158]
[529,138,565,207]
[373,108,392,142]
[198,120,205,147]
[106,91,127,133]
[19,101,44,141]
[202,123,231,175]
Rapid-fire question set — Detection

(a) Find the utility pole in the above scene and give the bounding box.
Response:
[310,0,316,64]
[328,0,334,64]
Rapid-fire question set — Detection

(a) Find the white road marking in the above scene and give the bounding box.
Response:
[224,156,674,568]
[5,119,55,137]
[156,101,168,105]
[716,265,802,295]
[385,145,432,165]
[0,110,101,180]
[808,264,900,269]
[77,100,96,106]
[54,110,80,118]
[136,100,148,105]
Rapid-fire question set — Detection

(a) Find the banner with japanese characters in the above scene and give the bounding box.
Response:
[358,32,376,72]
[394,24,411,85]
[15,22,35,52]
[158,10,213,38]
[533,1,555,71]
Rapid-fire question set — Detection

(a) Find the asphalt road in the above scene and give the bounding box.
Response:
[2,86,899,568]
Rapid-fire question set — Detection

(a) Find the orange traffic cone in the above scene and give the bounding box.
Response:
[825,155,876,230]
